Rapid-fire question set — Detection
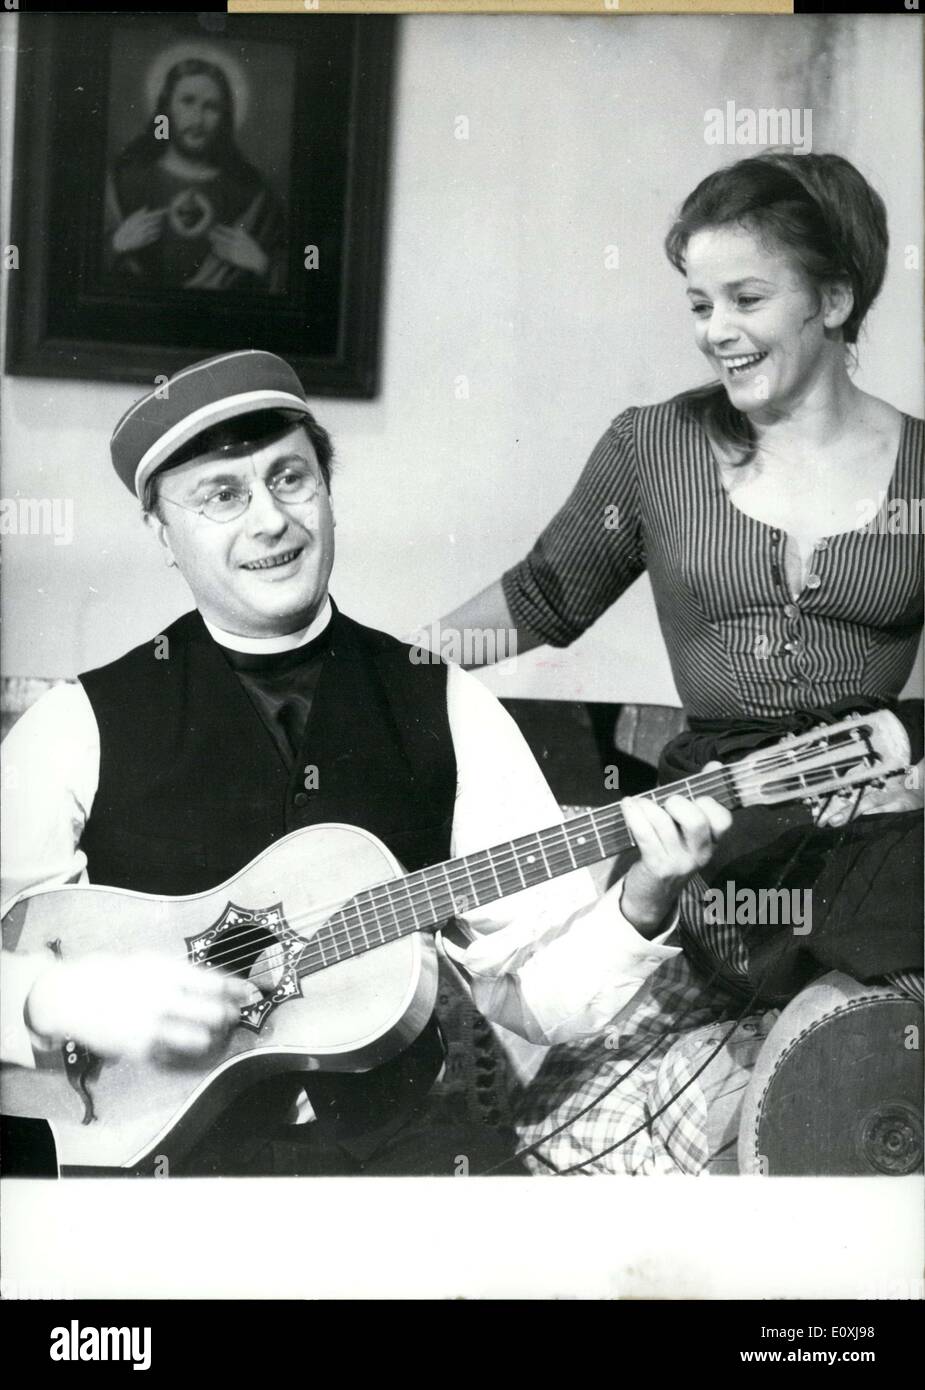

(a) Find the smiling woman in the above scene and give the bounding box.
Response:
[666,152,890,472]
[438,150,924,1176]
[442,152,919,722]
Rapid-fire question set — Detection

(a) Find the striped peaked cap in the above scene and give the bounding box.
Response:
[110,350,313,498]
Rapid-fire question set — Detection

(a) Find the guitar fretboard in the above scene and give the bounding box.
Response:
[295,768,738,978]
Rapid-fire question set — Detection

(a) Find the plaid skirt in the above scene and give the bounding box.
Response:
[513,951,778,1175]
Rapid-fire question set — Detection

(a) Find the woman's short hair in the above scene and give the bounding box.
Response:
[665,151,888,346]
[663,151,889,462]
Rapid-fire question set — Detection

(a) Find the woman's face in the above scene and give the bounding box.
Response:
[684,223,840,417]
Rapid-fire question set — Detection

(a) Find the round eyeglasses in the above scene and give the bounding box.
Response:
[157,466,322,524]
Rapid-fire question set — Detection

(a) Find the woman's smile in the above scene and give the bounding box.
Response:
[716,350,769,379]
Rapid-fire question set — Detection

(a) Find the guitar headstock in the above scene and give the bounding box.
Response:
[729,710,912,809]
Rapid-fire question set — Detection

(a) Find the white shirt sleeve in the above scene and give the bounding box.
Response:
[1,682,100,1065]
[441,663,679,1046]
[0,668,679,1060]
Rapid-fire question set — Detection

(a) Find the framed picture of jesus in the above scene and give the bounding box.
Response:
[4,12,395,397]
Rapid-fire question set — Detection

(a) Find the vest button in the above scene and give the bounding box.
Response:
[293,791,310,808]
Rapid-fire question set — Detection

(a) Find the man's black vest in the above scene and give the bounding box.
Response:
[79,605,456,892]
[78,605,457,1165]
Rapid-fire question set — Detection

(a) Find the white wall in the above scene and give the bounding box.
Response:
[2,12,922,701]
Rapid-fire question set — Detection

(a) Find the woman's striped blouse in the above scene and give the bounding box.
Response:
[502,401,924,719]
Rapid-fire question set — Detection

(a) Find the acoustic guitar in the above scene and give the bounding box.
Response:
[0,709,910,1172]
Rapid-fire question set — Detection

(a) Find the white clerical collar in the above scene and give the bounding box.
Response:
[203,596,333,654]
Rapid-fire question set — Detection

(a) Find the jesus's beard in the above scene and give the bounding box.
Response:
[174,129,221,163]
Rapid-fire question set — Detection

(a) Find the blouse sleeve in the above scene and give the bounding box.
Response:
[502,407,646,647]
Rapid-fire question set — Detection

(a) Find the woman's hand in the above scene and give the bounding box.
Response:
[619,773,732,938]
[25,954,251,1064]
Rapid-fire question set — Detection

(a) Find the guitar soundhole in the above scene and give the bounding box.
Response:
[187,901,302,1033]
[197,918,281,987]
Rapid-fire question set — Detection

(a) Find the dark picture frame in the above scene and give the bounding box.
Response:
[5,13,396,397]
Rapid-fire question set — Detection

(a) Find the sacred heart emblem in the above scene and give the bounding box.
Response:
[168,188,214,240]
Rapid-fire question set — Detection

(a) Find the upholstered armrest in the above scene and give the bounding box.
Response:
[738,971,924,1177]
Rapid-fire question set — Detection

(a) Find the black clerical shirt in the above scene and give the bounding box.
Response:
[218,623,332,766]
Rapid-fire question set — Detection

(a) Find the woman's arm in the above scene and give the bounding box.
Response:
[437,579,545,669]
[432,410,647,669]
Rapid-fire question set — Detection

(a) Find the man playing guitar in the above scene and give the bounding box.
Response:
[1,350,733,1175]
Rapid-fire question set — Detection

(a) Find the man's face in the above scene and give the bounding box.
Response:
[149,423,335,638]
[169,74,224,161]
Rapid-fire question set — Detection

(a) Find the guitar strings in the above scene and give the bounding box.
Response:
[204,726,880,975]
[194,758,886,985]
[200,758,877,979]
[192,745,881,978]
[198,737,881,1172]
[206,756,885,987]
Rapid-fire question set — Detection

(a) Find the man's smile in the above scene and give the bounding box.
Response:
[240,546,305,573]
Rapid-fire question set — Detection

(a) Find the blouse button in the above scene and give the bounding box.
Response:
[784,603,799,620]
[293,791,310,808]
[804,574,822,590]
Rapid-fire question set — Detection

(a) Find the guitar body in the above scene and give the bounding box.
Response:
[1,708,910,1175]
[1,824,438,1172]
